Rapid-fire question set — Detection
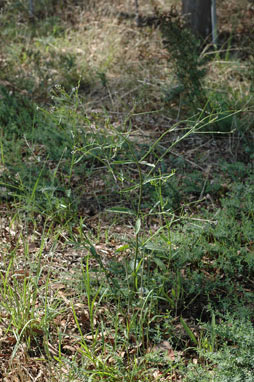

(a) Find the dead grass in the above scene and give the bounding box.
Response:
[1,0,254,116]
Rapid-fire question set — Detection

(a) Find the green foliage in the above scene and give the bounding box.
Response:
[0,86,36,136]
[205,91,241,134]
[220,161,252,181]
[184,313,254,382]
[0,86,87,220]
[159,9,208,109]
[181,170,222,197]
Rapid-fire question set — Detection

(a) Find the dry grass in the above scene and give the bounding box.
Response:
[1,0,253,116]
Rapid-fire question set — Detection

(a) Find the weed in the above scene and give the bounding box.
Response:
[0,1,254,380]
[159,8,209,112]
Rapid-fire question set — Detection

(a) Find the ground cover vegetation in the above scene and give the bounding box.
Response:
[0,0,254,380]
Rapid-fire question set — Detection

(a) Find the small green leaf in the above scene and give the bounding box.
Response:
[135,218,141,235]
[143,173,175,185]
[89,245,97,257]
[106,207,135,215]
[153,257,166,271]
[180,317,198,346]
[116,244,130,252]
[139,160,155,167]
[144,241,168,252]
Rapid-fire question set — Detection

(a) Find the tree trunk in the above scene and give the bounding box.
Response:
[182,0,212,39]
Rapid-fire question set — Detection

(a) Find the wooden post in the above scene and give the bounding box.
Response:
[182,0,212,39]
[211,0,217,46]
[28,0,34,18]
